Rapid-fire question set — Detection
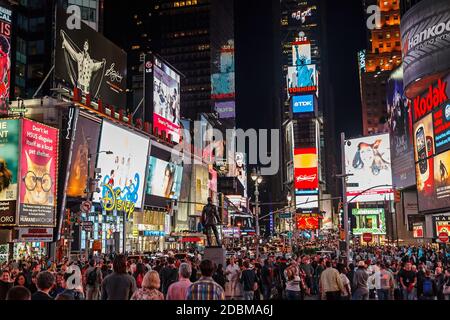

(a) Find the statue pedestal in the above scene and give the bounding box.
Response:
[204,246,226,268]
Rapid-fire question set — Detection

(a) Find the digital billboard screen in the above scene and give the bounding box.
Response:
[146,156,183,200]
[295,195,319,214]
[386,66,415,189]
[66,115,101,198]
[292,41,311,66]
[0,5,11,112]
[153,56,181,143]
[294,148,318,191]
[412,74,450,213]
[292,94,315,114]
[352,208,386,235]
[215,101,235,119]
[93,121,150,209]
[287,64,317,95]
[296,215,319,230]
[55,8,127,108]
[0,119,19,226]
[19,119,59,227]
[344,133,393,203]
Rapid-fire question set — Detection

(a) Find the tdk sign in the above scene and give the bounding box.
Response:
[292,95,314,113]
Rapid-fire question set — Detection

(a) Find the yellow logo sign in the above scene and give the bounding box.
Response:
[101,184,135,219]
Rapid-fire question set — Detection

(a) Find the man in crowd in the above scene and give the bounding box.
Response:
[399,262,417,300]
[186,260,225,300]
[31,271,55,300]
[240,260,257,300]
[319,260,344,300]
[84,259,102,300]
[225,257,241,299]
[160,257,179,296]
[352,261,369,300]
[101,254,136,300]
[166,263,192,300]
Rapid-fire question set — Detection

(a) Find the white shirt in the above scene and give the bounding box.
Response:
[340,274,351,296]
[226,263,241,282]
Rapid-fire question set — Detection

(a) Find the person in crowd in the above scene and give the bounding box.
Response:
[418,269,438,300]
[84,259,102,300]
[352,261,369,300]
[240,260,257,300]
[133,262,146,289]
[225,257,241,300]
[159,257,178,296]
[399,262,417,300]
[101,254,137,300]
[212,264,227,290]
[319,260,344,300]
[337,264,351,300]
[31,271,55,300]
[50,272,66,298]
[130,271,164,300]
[284,262,302,300]
[0,270,13,300]
[13,272,27,287]
[186,260,225,300]
[166,263,192,300]
[375,263,394,300]
[6,286,31,300]
[261,258,274,300]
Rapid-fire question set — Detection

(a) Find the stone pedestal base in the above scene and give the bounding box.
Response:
[204,246,226,268]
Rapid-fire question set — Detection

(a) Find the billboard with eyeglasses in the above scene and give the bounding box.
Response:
[19,118,59,227]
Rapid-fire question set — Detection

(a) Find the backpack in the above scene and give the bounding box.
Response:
[86,269,97,286]
[422,278,433,296]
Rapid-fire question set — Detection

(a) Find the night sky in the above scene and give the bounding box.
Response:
[104,0,366,138]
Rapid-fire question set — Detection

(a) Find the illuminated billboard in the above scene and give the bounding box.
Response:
[153,56,181,143]
[287,64,317,95]
[55,8,127,108]
[19,119,59,227]
[146,156,183,200]
[215,101,235,119]
[0,119,19,226]
[292,94,315,114]
[296,195,319,214]
[292,41,311,66]
[344,133,393,203]
[296,215,320,230]
[412,74,450,213]
[93,121,150,209]
[352,208,386,235]
[294,148,318,191]
[0,5,11,111]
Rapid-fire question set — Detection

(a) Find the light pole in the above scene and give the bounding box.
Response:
[287,192,293,249]
[251,168,263,259]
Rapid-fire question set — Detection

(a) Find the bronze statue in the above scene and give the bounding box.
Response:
[201,197,222,246]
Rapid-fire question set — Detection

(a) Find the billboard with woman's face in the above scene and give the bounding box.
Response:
[146,156,183,200]
[344,133,393,203]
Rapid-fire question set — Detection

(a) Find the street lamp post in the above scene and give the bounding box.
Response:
[287,193,293,249]
[251,168,263,259]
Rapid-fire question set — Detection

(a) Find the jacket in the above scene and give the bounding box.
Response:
[201,203,220,226]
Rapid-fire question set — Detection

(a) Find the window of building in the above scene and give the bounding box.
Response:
[395,41,400,47]
[27,64,44,79]
[386,42,391,47]
[386,33,391,39]
[379,43,384,49]
[28,40,45,55]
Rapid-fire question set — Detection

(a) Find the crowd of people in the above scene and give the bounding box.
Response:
[0,243,449,301]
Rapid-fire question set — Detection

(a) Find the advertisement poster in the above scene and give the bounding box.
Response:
[296,215,319,230]
[292,94,315,114]
[386,66,415,189]
[413,223,424,238]
[54,8,127,108]
[215,101,235,119]
[295,195,318,214]
[433,100,450,155]
[193,164,209,215]
[93,121,150,209]
[0,119,19,226]
[19,119,59,227]
[433,150,450,208]
[294,148,318,191]
[66,116,101,198]
[153,56,181,143]
[344,133,393,203]
[292,41,311,66]
[433,215,450,238]
[352,208,386,235]
[0,5,11,112]
[287,64,317,95]
[146,156,183,200]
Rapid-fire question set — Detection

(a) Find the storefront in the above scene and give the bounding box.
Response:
[126,210,166,253]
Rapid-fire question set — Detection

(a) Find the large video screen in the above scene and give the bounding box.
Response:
[19,119,59,227]
[55,8,127,108]
[344,133,393,203]
[386,66,415,189]
[352,208,386,235]
[93,121,150,209]
[146,156,183,200]
[287,64,317,95]
[294,148,318,191]
[292,41,311,66]
[0,5,11,111]
[153,57,181,143]
[412,73,450,213]
[296,215,319,230]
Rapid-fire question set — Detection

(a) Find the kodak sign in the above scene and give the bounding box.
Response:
[413,79,448,121]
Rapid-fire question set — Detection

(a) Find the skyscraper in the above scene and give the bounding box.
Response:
[359,0,402,135]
